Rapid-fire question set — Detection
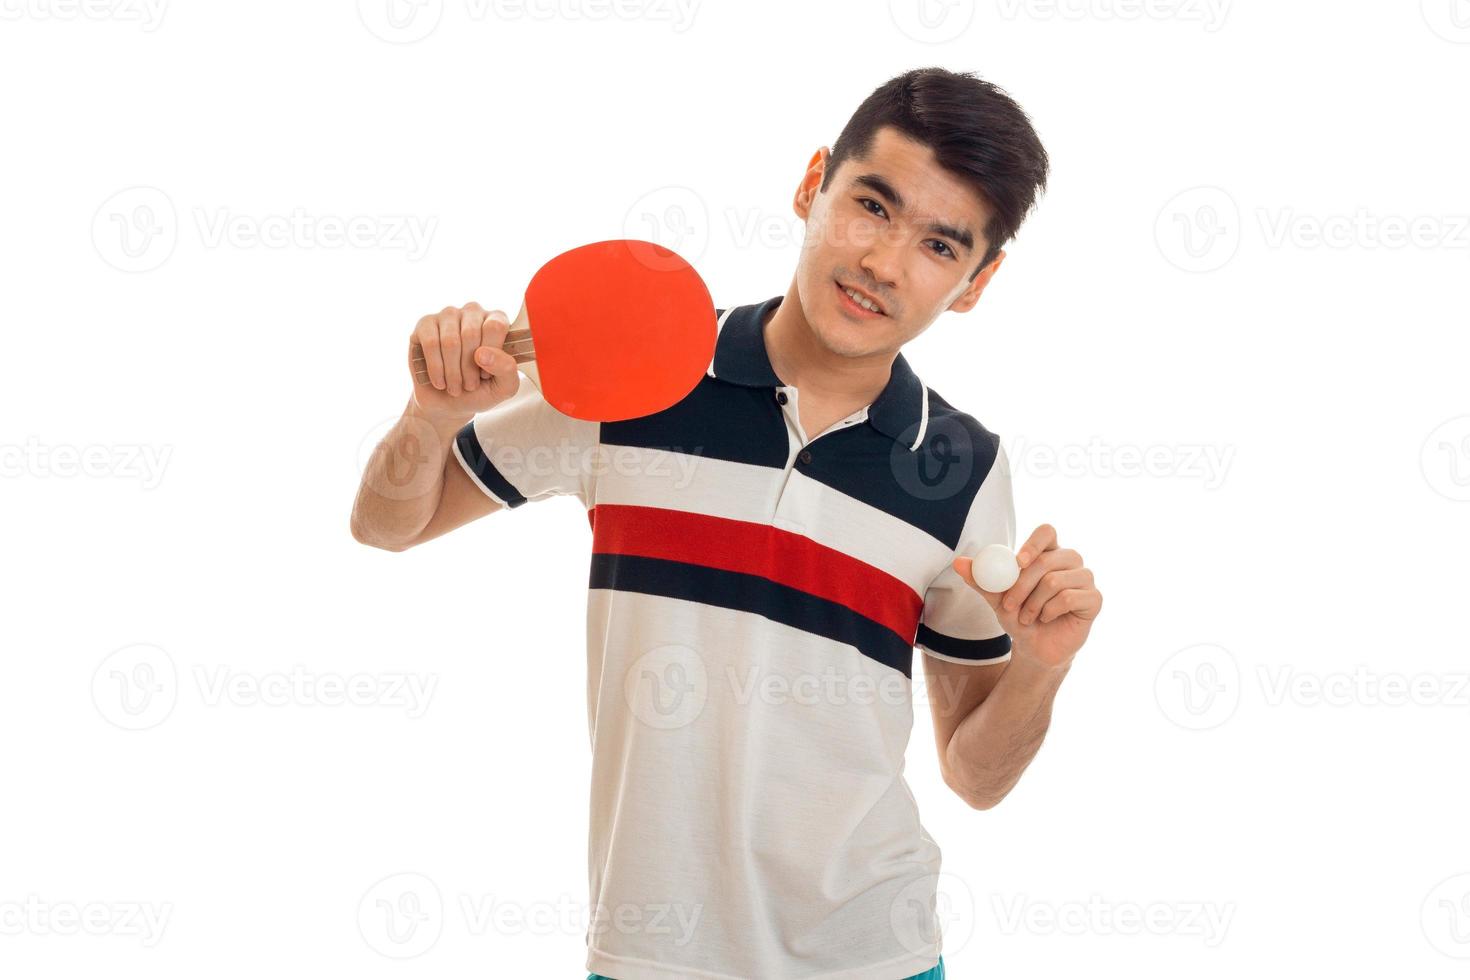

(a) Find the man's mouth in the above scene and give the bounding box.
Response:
[835,279,887,317]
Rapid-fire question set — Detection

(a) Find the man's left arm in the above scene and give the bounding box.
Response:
[929,523,1102,809]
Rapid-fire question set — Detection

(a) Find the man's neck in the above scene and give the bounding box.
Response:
[762,280,895,408]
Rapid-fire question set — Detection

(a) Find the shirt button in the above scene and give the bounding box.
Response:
[776,391,788,405]
[798,449,813,465]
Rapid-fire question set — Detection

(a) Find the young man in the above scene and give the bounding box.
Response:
[352,68,1102,980]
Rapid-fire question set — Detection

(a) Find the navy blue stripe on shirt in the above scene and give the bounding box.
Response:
[455,424,527,508]
[601,375,790,470]
[589,553,916,678]
[600,377,999,550]
[914,623,1012,662]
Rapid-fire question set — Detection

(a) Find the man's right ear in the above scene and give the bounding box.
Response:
[793,147,831,219]
[949,250,1006,314]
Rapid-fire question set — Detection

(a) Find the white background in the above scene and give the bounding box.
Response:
[2,1,1468,977]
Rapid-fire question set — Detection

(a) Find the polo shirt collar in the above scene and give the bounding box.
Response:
[707,295,930,452]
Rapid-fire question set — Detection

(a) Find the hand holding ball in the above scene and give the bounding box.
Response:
[971,544,1020,593]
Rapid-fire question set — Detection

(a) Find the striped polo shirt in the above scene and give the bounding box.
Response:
[453,294,1016,980]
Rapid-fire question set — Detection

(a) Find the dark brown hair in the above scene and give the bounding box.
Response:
[821,67,1050,278]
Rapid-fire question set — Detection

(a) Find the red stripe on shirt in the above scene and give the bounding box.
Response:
[589,503,922,639]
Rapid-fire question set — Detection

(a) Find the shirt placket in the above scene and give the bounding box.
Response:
[769,384,868,536]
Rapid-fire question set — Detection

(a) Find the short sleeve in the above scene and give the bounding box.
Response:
[915,442,1016,665]
[451,373,601,508]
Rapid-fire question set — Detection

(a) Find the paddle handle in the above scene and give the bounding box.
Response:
[409,305,539,390]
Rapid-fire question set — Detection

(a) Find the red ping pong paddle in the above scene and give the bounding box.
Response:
[411,239,716,422]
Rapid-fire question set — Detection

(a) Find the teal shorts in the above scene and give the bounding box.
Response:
[588,955,944,979]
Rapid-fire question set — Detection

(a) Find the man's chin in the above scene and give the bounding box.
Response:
[814,323,895,361]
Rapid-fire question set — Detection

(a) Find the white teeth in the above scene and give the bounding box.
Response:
[843,286,880,313]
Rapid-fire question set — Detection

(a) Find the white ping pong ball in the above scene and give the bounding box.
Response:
[971,544,1020,593]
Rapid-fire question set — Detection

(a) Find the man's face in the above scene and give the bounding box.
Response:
[793,125,1000,359]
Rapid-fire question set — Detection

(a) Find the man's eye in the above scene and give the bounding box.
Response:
[928,241,954,258]
[858,197,886,218]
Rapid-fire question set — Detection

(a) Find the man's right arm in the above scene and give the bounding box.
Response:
[350,396,503,552]
[350,303,522,552]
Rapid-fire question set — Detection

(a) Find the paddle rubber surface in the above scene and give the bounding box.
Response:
[525,239,715,422]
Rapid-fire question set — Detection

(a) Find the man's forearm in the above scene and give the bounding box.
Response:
[350,395,469,550]
[944,647,1070,809]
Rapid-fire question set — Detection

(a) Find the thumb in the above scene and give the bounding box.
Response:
[474,345,518,377]
[467,346,521,405]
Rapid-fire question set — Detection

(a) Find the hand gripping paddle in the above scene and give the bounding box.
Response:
[411,239,717,422]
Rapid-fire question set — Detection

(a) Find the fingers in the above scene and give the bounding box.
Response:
[956,526,1102,638]
[477,309,510,373]
[1016,523,1057,569]
[435,306,465,395]
[411,302,506,393]
[413,314,445,390]
[1038,587,1103,625]
[465,309,519,408]
[1018,566,1093,626]
[458,303,486,393]
[473,311,516,380]
[952,555,978,590]
[1003,546,1082,617]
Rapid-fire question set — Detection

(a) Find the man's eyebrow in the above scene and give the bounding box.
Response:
[851,172,975,254]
